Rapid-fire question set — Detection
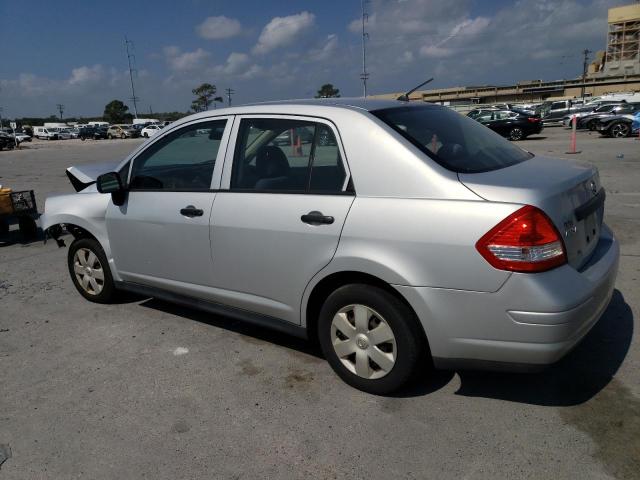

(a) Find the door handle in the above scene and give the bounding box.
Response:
[301,211,334,225]
[180,205,204,217]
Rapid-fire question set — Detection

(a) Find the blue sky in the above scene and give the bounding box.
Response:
[0,0,629,117]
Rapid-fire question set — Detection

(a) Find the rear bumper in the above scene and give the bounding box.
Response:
[396,224,619,370]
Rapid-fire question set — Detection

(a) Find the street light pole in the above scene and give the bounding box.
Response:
[581,49,592,101]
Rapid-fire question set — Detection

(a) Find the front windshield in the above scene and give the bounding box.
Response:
[373,106,532,173]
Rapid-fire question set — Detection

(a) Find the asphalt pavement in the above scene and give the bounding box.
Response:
[0,128,638,479]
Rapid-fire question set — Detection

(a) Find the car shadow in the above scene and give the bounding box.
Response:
[522,135,548,141]
[138,298,323,359]
[399,289,632,405]
[0,227,44,247]
[137,289,632,405]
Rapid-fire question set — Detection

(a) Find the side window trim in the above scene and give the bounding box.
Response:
[219,114,352,194]
[126,116,232,192]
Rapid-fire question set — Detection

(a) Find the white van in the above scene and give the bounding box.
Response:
[33,127,59,140]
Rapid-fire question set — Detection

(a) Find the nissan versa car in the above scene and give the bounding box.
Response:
[41,99,619,394]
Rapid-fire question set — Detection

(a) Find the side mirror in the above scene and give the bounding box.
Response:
[96,172,123,194]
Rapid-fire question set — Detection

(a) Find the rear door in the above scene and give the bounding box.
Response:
[106,117,232,292]
[209,115,354,323]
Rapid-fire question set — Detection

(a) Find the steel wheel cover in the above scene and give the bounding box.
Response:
[73,248,105,295]
[611,124,628,138]
[330,304,397,379]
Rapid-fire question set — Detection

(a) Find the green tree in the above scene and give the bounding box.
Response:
[191,83,217,112]
[315,83,340,98]
[103,100,131,123]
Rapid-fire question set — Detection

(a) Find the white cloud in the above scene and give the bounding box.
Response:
[196,16,242,40]
[310,34,339,62]
[68,65,105,85]
[253,11,315,54]
[163,46,210,71]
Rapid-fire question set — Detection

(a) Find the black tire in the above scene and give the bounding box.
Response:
[108,134,114,140]
[588,120,597,131]
[80,136,86,141]
[121,133,126,139]
[0,219,9,235]
[609,122,630,138]
[67,237,118,303]
[509,127,524,141]
[18,216,38,239]
[143,132,148,138]
[318,284,426,395]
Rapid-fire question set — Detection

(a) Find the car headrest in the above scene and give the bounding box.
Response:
[256,146,289,178]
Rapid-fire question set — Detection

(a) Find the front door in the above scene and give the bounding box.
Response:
[106,118,231,293]
[210,116,354,323]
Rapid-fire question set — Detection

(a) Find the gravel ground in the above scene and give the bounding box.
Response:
[0,129,638,479]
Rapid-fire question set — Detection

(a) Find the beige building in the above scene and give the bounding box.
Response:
[605,4,640,75]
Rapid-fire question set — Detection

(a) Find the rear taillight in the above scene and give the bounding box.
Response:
[475,205,566,273]
[527,117,540,123]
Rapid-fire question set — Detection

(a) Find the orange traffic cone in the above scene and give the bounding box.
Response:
[292,133,303,157]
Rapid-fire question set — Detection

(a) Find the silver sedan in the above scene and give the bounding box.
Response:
[42,99,619,394]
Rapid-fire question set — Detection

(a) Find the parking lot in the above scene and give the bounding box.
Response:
[0,128,638,479]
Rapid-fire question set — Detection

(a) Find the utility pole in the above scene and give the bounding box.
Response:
[0,107,3,129]
[125,36,140,118]
[56,104,65,120]
[581,49,593,101]
[360,0,370,97]
[225,88,235,107]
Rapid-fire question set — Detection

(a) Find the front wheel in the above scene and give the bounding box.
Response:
[318,284,426,394]
[509,127,524,141]
[108,134,113,140]
[121,133,126,139]
[68,238,118,303]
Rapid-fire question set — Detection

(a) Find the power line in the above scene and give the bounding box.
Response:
[125,36,139,119]
[225,88,235,107]
[360,0,370,97]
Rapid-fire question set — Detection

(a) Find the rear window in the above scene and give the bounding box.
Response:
[372,106,532,173]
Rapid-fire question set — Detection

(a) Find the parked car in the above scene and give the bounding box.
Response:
[52,128,72,140]
[33,126,59,140]
[13,132,32,143]
[466,107,500,119]
[107,125,140,139]
[578,103,640,130]
[0,132,16,150]
[561,103,621,128]
[42,99,618,394]
[472,110,543,140]
[141,124,162,138]
[595,111,640,138]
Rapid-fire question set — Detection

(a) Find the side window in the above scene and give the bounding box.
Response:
[130,120,226,191]
[551,102,565,110]
[230,118,348,193]
[309,124,346,192]
[231,118,316,191]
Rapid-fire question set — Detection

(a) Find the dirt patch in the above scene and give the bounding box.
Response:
[560,378,640,479]
[237,358,263,376]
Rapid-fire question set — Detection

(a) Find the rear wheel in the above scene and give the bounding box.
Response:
[68,238,118,303]
[318,284,425,394]
[120,133,126,139]
[509,127,524,141]
[610,122,630,138]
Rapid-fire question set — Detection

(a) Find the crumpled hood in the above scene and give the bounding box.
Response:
[66,161,120,191]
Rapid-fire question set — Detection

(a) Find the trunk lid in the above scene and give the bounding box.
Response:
[459,155,604,270]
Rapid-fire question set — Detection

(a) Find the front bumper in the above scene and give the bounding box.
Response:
[396,224,619,370]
